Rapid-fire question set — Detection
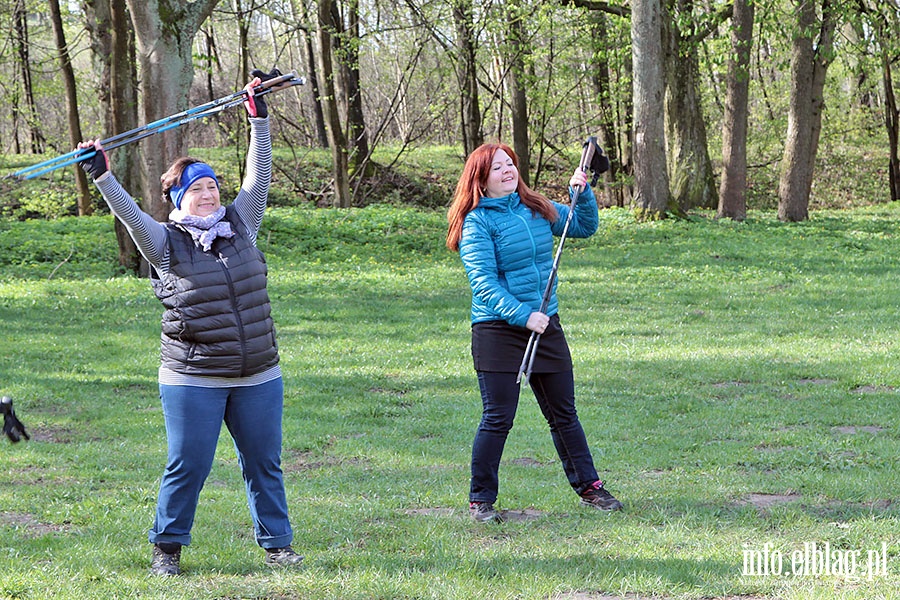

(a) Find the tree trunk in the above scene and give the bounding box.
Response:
[717,0,754,221]
[777,0,815,222]
[203,26,217,102]
[235,0,251,83]
[317,0,351,207]
[110,0,143,274]
[882,51,900,200]
[805,0,835,196]
[126,0,220,221]
[507,12,530,185]
[589,12,625,207]
[343,0,370,172]
[662,0,716,211]
[48,0,92,216]
[453,0,483,156]
[632,0,670,218]
[82,0,141,271]
[778,0,835,222]
[621,35,636,206]
[296,0,329,148]
[13,0,45,154]
[82,0,112,129]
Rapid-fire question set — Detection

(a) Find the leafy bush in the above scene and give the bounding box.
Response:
[258,204,450,265]
[12,187,80,220]
[0,215,121,279]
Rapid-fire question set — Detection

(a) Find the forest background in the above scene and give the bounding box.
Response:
[4,2,900,598]
[2,0,900,268]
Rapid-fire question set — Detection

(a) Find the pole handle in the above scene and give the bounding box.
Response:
[516,332,538,384]
[253,72,306,95]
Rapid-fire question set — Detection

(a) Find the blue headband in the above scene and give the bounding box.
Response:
[169,162,219,209]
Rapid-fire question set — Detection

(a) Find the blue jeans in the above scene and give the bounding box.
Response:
[469,370,600,503]
[149,377,293,549]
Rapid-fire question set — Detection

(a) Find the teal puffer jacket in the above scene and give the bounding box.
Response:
[459,186,598,327]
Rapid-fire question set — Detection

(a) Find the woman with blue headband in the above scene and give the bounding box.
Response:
[75,71,302,576]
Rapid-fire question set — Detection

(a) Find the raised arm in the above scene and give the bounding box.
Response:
[551,167,599,239]
[78,140,169,268]
[231,117,272,244]
[232,73,274,245]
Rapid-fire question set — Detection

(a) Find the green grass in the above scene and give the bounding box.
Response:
[2,204,900,599]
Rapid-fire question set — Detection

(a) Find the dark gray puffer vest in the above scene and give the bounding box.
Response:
[151,205,279,377]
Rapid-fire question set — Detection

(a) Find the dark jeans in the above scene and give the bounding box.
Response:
[469,370,600,503]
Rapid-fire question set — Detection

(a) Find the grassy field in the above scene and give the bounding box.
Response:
[1,203,900,599]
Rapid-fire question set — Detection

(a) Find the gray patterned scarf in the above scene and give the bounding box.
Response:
[169,206,234,252]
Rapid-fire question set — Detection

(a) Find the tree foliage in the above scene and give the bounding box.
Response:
[0,0,898,220]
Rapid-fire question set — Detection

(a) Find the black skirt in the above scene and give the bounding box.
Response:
[471,314,572,373]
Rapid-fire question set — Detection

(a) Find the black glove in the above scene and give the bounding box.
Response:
[248,68,283,118]
[252,68,282,82]
[79,145,109,180]
[584,138,610,186]
[1,396,29,443]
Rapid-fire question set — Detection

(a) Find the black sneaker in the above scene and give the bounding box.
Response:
[580,481,624,511]
[265,546,304,566]
[469,501,503,523]
[150,544,182,576]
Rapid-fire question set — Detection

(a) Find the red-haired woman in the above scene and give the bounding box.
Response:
[447,143,623,522]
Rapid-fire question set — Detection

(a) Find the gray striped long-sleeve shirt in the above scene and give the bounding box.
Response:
[93,117,279,388]
[94,117,272,275]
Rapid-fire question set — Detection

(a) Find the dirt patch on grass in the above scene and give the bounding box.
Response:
[737,492,802,508]
[282,450,366,472]
[404,507,546,522]
[404,507,457,517]
[499,508,544,522]
[753,442,795,453]
[553,594,767,600]
[852,385,895,394]
[367,386,409,396]
[821,498,894,512]
[711,381,750,388]
[640,469,667,478]
[552,594,664,600]
[0,512,68,537]
[24,426,76,444]
[832,425,884,435]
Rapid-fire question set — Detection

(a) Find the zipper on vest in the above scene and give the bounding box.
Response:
[217,256,249,376]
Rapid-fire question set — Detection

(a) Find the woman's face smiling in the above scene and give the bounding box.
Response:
[483,149,518,198]
[181,176,221,217]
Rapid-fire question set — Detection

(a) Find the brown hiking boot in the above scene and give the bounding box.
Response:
[150,544,181,576]
[265,546,304,566]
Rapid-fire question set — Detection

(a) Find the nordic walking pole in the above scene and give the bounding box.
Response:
[6,71,305,181]
[516,136,603,385]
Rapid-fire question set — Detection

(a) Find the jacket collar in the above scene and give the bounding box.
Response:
[478,192,519,210]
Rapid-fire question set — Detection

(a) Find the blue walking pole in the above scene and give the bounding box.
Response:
[6,71,305,181]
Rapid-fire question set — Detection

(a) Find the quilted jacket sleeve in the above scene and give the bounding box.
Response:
[459,211,533,328]
[551,184,599,238]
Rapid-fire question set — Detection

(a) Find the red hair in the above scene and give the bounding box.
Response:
[446,143,558,251]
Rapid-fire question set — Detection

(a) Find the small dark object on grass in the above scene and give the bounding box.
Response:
[1,396,29,443]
